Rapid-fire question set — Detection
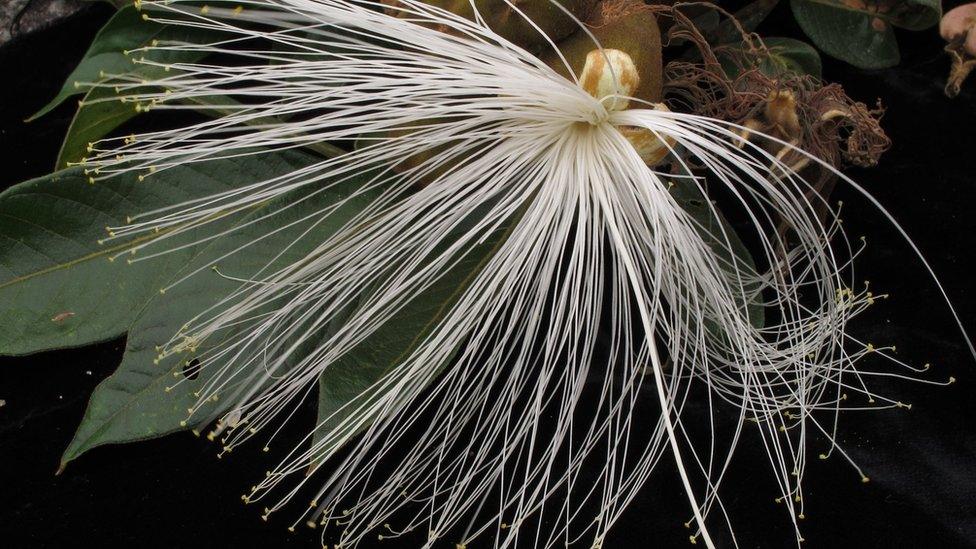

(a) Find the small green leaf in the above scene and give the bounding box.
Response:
[55,86,141,169]
[29,6,218,121]
[720,37,823,79]
[57,91,346,170]
[0,156,302,356]
[791,0,941,69]
[760,37,823,78]
[47,9,225,168]
[61,152,382,465]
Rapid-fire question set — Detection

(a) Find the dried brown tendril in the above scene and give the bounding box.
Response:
[647,2,891,180]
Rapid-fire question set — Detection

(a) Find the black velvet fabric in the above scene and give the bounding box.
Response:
[1,3,973,547]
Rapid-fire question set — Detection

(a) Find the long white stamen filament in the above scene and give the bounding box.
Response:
[78,0,967,547]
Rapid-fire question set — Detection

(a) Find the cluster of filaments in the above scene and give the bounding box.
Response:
[77,0,947,547]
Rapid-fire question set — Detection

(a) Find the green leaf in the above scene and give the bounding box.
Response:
[57,91,347,170]
[720,37,823,79]
[55,86,141,170]
[0,156,300,356]
[790,0,941,69]
[312,207,517,454]
[760,37,823,78]
[49,12,225,168]
[61,152,382,466]
[29,6,217,121]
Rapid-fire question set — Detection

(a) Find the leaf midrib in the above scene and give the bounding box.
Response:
[0,230,164,291]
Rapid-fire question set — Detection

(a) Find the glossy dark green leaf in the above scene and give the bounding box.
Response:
[61,152,381,466]
[791,0,941,69]
[0,156,310,356]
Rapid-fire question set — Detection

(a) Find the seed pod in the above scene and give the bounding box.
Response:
[541,0,663,104]
[382,0,599,51]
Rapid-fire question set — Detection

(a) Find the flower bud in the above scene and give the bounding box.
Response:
[618,117,675,167]
[941,3,976,56]
[765,90,801,139]
[576,47,674,166]
[579,49,639,111]
[941,3,976,97]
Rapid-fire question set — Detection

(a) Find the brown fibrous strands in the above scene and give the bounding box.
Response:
[648,2,891,179]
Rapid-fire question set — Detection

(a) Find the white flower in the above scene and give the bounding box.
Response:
[80,1,966,547]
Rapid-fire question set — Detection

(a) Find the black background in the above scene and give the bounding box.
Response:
[1,2,974,547]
